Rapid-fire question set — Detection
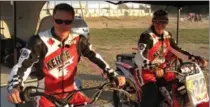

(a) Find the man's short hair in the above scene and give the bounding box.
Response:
[53,3,75,18]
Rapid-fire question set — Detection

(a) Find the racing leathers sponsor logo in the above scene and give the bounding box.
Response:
[20,48,31,59]
[46,50,73,70]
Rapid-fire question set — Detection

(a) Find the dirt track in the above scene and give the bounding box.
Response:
[85,16,209,29]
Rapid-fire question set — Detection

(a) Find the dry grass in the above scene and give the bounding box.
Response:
[85,16,209,29]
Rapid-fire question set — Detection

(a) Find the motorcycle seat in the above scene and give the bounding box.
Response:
[116,62,136,72]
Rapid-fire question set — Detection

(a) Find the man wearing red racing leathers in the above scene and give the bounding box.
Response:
[7,3,125,107]
[134,9,208,107]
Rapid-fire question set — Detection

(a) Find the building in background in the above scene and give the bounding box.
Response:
[40,1,152,18]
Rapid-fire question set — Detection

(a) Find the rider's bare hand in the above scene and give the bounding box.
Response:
[115,76,126,87]
[154,67,164,78]
[201,60,208,68]
[7,88,23,104]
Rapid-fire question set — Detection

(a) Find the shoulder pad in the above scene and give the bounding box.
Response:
[26,35,42,47]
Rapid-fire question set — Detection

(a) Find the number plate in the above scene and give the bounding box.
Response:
[186,74,209,106]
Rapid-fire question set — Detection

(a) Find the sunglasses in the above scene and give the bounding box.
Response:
[54,19,73,25]
[153,20,168,24]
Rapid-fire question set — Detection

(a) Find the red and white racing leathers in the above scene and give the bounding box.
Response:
[135,25,204,85]
[7,27,116,107]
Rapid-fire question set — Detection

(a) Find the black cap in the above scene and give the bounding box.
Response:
[152,9,168,21]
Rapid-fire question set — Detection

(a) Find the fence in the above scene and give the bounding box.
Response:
[41,8,152,18]
[74,8,152,17]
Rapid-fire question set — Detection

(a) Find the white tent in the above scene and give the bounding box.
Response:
[0,1,45,41]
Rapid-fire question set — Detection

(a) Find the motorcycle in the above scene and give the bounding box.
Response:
[175,62,209,107]
[113,48,209,107]
[113,49,141,107]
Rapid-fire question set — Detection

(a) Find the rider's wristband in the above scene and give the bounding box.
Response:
[105,68,119,80]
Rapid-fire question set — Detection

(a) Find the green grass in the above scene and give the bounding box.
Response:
[89,28,209,45]
[89,28,144,46]
[168,28,209,44]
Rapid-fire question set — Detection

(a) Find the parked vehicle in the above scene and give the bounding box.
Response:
[71,16,89,39]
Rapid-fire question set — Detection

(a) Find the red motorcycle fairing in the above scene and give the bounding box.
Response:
[116,62,142,102]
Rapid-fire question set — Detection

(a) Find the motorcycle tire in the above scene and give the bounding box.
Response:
[113,90,140,107]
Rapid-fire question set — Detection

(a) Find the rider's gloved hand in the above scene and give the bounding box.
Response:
[106,69,126,87]
[7,87,24,104]
[154,67,164,78]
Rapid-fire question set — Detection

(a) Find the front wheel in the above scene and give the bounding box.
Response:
[113,78,140,107]
[113,90,140,107]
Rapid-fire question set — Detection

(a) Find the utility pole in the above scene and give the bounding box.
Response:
[99,1,100,17]
[78,0,84,18]
[12,1,17,66]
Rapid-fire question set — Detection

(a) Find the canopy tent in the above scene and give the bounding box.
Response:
[0,1,46,40]
[0,1,45,63]
[0,2,45,106]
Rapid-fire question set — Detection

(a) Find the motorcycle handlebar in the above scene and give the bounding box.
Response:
[168,62,208,77]
[20,82,131,107]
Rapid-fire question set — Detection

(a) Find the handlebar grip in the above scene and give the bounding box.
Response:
[20,87,34,102]
[112,77,119,87]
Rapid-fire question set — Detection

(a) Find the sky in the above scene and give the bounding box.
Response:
[44,1,151,9]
